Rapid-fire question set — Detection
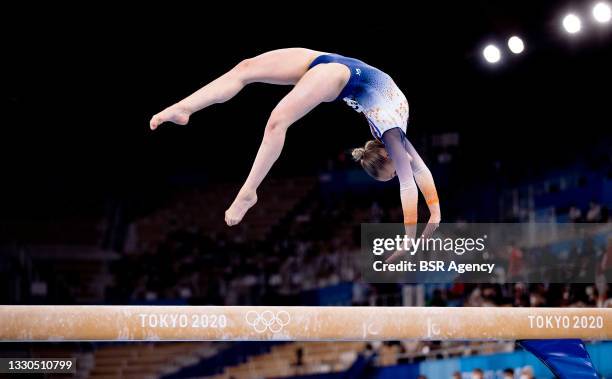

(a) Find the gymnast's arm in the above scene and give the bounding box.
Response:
[405,140,441,225]
[382,128,442,262]
[381,128,419,230]
[382,128,441,234]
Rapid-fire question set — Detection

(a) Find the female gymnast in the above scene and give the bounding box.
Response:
[150,48,441,233]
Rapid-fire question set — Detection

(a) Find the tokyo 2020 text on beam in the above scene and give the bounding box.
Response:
[0,306,610,341]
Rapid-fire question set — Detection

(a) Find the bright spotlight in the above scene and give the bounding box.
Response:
[593,2,612,23]
[508,36,525,54]
[483,45,501,64]
[563,13,582,34]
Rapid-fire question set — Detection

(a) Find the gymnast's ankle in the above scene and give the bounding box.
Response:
[237,188,257,201]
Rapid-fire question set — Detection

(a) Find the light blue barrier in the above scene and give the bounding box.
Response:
[371,342,612,379]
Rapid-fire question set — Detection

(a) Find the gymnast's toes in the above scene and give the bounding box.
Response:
[224,210,239,226]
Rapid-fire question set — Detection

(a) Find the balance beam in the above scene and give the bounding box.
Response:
[0,306,610,341]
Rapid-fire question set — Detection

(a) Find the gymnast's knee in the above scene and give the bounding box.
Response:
[263,114,289,140]
[231,58,255,84]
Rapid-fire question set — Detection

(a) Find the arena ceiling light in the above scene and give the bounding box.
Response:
[483,44,501,64]
[507,36,525,54]
[563,13,583,34]
[593,2,612,23]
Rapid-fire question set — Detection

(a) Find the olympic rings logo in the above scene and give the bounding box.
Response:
[245,310,290,333]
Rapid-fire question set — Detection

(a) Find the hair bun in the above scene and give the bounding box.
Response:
[352,147,366,161]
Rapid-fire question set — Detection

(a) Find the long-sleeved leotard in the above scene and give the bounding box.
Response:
[382,128,440,262]
[381,128,440,226]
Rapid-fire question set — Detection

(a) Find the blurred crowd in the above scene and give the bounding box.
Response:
[108,194,362,305]
[414,367,535,379]
[106,186,612,310]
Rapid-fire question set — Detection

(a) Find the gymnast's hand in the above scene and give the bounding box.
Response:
[385,218,441,263]
[421,216,440,240]
[149,104,192,130]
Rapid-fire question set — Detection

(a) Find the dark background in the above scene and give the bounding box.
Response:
[2,1,611,220]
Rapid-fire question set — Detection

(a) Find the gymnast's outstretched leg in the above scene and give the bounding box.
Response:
[149,48,348,226]
[149,48,320,130]
[224,64,348,225]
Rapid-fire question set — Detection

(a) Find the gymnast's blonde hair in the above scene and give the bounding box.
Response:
[352,139,388,180]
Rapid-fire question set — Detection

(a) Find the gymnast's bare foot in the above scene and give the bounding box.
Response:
[150,104,192,130]
[225,190,258,226]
